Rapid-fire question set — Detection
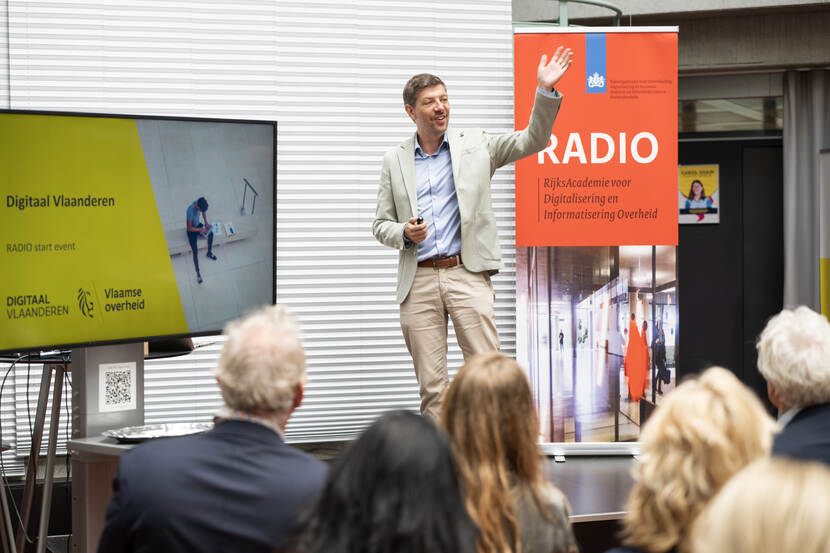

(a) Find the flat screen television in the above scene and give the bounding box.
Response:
[0,110,276,354]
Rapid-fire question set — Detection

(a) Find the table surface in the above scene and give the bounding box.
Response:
[545,455,635,522]
[68,437,635,522]
[69,436,134,457]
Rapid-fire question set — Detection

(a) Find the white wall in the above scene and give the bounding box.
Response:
[0,0,8,108]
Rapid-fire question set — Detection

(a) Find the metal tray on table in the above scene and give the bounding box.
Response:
[102,422,213,443]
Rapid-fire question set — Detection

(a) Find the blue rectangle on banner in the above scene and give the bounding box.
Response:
[586,34,606,94]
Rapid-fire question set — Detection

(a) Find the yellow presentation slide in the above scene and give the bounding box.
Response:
[0,113,275,352]
[1,114,187,351]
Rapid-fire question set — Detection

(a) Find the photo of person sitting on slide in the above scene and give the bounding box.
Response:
[186,197,217,284]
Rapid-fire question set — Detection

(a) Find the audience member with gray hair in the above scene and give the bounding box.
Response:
[757,305,830,465]
[98,305,327,553]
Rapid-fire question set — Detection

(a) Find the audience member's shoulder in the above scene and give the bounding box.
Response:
[537,481,572,516]
[513,481,572,530]
[776,403,830,442]
[790,402,830,425]
[119,429,206,465]
[273,441,328,491]
[286,442,327,470]
[111,435,197,487]
[773,404,830,465]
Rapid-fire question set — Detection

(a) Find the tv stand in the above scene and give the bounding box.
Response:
[70,343,144,553]
[9,343,145,553]
[13,360,68,553]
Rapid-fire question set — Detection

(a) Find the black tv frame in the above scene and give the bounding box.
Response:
[0,108,277,356]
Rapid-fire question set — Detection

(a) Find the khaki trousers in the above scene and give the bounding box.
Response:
[399,264,500,421]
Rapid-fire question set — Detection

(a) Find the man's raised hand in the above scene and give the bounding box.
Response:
[537,46,573,91]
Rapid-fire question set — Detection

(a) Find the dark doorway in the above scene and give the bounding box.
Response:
[678,138,783,408]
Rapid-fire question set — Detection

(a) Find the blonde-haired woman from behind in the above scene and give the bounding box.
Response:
[691,457,830,553]
[442,351,578,553]
[606,366,776,553]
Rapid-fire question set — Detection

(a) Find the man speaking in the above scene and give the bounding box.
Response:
[373,47,572,420]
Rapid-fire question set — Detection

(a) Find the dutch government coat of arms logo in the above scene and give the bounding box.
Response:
[587,72,605,88]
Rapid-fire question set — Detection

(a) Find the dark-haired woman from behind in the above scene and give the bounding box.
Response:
[443,352,578,553]
[292,410,477,553]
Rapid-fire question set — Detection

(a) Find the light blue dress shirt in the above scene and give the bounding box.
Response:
[413,135,462,262]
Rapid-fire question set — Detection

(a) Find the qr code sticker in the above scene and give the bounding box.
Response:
[98,362,137,412]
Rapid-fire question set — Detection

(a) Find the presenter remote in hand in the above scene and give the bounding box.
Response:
[404,216,427,244]
[372,46,572,420]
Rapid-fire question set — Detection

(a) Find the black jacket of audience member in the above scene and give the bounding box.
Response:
[773,402,830,466]
[97,420,327,553]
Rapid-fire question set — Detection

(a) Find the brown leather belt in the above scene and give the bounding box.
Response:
[417,254,462,269]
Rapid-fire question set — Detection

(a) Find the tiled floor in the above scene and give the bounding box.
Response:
[171,242,271,332]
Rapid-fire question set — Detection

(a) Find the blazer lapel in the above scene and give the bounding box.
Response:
[397,136,417,217]
[447,128,463,188]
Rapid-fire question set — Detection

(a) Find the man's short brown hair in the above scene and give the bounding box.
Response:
[403,73,445,107]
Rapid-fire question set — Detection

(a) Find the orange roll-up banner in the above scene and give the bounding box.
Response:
[514,28,678,246]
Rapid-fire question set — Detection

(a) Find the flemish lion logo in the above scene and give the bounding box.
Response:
[78,288,94,318]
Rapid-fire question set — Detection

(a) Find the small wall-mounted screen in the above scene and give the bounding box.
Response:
[0,111,275,353]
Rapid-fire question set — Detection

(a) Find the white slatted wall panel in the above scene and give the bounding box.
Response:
[0,0,8,108]
[277,0,518,440]
[0,5,18,475]
[14,366,72,457]
[2,0,519,463]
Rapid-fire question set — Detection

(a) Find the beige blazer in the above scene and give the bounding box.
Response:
[373,89,562,304]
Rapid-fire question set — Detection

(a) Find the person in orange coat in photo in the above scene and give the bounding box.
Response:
[624,313,646,401]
